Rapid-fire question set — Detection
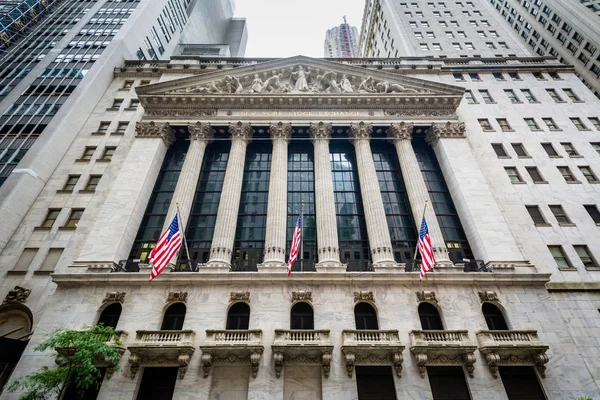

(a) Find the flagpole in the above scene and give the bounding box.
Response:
[176,203,193,271]
[300,199,305,272]
[411,200,429,272]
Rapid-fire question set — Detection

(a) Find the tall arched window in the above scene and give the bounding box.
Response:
[161,303,186,330]
[418,303,443,330]
[354,302,379,330]
[482,303,509,330]
[226,302,250,330]
[97,303,122,329]
[290,302,314,330]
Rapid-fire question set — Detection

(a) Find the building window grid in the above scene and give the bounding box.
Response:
[62,175,80,191]
[558,166,578,182]
[548,245,572,269]
[505,167,523,183]
[549,205,572,224]
[574,245,598,268]
[579,166,599,182]
[42,209,61,228]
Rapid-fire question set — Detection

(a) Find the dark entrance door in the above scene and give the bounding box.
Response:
[342,248,371,271]
[233,248,261,271]
[0,338,28,394]
[63,368,106,400]
[500,366,547,400]
[427,366,471,400]
[355,366,397,400]
[291,248,316,272]
[136,367,178,400]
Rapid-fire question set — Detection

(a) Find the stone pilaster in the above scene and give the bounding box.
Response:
[348,122,397,270]
[309,122,343,270]
[162,122,214,233]
[207,122,253,271]
[260,122,292,271]
[387,122,452,267]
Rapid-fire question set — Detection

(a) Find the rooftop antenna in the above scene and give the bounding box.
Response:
[343,15,347,24]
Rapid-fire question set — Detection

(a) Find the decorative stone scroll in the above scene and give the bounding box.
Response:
[103,292,125,304]
[135,121,175,147]
[167,291,188,303]
[416,291,438,304]
[3,286,31,304]
[268,122,292,141]
[228,121,253,142]
[425,122,466,144]
[354,291,374,302]
[387,122,413,141]
[348,122,373,142]
[308,121,333,141]
[292,291,312,302]
[188,122,214,142]
[478,291,499,303]
[230,291,250,302]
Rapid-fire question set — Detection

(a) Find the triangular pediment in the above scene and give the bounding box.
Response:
[138,56,463,97]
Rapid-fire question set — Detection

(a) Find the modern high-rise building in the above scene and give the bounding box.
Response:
[1,1,600,399]
[324,18,359,58]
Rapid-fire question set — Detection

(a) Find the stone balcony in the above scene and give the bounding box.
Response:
[199,329,264,378]
[127,330,195,379]
[409,330,477,377]
[477,330,550,378]
[340,330,405,377]
[271,329,334,378]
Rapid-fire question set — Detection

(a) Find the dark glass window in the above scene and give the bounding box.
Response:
[287,143,316,272]
[290,302,314,330]
[63,367,106,400]
[413,136,472,263]
[418,303,444,330]
[187,143,230,265]
[372,143,417,263]
[428,366,472,400]
[97,303,122,329]
[356,366,397,400]
[482,303,509,330]
[161,303,186,330]
[500,366,547,399]
[355,303,379,330]
[227,302,250,330]
[331,143,369,271]
[233,142,271,271]
[136,367,178,400]
[129,136,188,264]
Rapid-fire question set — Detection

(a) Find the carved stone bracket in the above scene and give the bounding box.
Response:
[348,122,373,142]
[354,291,374,302]
[3,286,31,304]
[309,122,333,141]
[292,291,312,302]
[230,291,250,302]
[167,291,188,303]
[478,291,499,303]
[426,122,466,145]
[228,121,253,142]
[416,291,438,304]
[200,348,264,378]
[387,122,414,141]
[268,122,292,141]
[272,350,332,379]
[273,351,284,378]
[103,292,125,304]
[135,121,175,147]
[188,122,214,142]
[413,351,476,378]
[128,350,193,380]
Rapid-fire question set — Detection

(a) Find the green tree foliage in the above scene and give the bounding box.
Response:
[7,325,122,400]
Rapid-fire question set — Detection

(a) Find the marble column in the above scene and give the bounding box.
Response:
[260,122,291,270]
[162,122,213,233]
[348,122,396,269]
[207,122,253,270]
[387,122,452,267]
[309,122,342,270]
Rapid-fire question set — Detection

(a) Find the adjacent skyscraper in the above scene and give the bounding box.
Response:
[324,17,359,58]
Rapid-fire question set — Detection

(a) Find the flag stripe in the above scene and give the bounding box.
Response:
[418,216,436,281]
[149,214,182,282]
[287,214,302,276]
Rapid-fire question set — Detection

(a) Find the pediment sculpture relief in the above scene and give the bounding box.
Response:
[175,66,429,95]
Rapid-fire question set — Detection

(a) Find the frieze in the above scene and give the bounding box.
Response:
[354,291,374,302]
[478,291,500,303]
[135,121,175,147]
[3,286,31,304]
[144,109,217,118]
[167,291,188,303]
[103,292,125,304]
[230,291,250,302]
[384,109,455,117]
[292,291,312,302]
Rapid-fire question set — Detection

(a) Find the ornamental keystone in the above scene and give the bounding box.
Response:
[416,290,438,304]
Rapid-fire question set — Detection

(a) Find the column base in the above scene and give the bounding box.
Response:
[315,261,347,273]
[434,260,462,272]
[83,261,119,273]
[204,261,231,273]
[372,261,405,272]
[257,261,288,273]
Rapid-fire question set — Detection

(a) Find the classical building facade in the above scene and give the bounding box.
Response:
[0,53,599,399]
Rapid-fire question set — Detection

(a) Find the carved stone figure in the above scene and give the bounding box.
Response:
[262,74,284,93]
[250,74,264,93]
[340,74,354,93]
[3,286,31,304]
[376,81,419,93]
[358,76,377,93]
[292,66,310,92]
[222,75,243,94]
[319,71,341,93]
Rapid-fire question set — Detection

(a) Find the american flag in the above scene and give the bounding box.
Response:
[287,213,302,276]
[149,214,182,282]
[418,216,436,281]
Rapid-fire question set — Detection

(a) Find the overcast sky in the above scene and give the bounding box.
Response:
[233,0,365,58]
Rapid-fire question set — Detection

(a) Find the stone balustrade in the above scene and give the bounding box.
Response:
[274,329,331,344]
[477,330,549,378]
[134,330,195,346]
[341,330,404,377]
[409,330,477,378]
[272,330,334,378]
[200,329,264,378]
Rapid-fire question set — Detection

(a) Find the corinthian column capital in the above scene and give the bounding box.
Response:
[188,122,214,142]
[268,122,292,141]
[135,121,175,147]
[426,122,466,144]
[348,122,373,143]
[386,122,414,142]
[309,122,333,141]
[228,121,253,142]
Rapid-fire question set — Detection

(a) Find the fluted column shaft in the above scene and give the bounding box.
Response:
[162,123,213,233]
[348,123,395,266]
[263,123,291,266]
[208,122,253,268]
[388,123,451,264]
[310,122,341,266]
